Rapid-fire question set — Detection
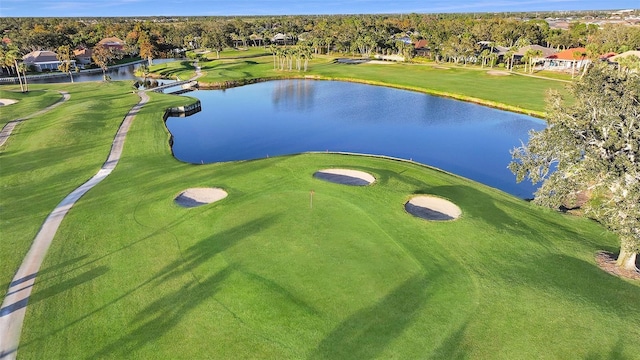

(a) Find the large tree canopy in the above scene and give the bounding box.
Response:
[510,63,640,271]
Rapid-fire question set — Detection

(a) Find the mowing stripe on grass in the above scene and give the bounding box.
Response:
[0,91,148,360]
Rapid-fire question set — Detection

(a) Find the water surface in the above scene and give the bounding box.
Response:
[166,80,544,198]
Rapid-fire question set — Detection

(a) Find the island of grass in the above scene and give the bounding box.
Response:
[0,75,638,359]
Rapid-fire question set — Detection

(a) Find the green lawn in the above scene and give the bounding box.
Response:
[0,82,140,291]
[0,88,63,127]
[0,83,637,359]
[153,51,569,116]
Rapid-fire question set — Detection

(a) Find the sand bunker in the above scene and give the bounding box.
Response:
[314,168,375,186]
[175,187,228,208]
[0,99,18,106]
[486,70,510,76]
[432,65,450,70]
[405,195,461,221]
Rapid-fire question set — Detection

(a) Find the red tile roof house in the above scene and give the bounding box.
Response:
[73,47,93,67]
[97,37,125,51]
[22,50,75,72]
[541,47,590,73]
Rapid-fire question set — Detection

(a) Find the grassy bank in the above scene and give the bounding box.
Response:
[0,89,63,127]
[150,49,570,116]
[1,84,636,359]
[0,82,140,290]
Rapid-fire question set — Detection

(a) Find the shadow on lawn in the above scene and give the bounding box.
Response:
[503,254,640,318]
[309,272,438,360]
[85,213,280,359]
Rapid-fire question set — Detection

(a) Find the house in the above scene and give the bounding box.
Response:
[513,45,557,68]
[271,33,295,45]
[413,39,430,57]
[478,41,509,61]
[98,37,125,51]
[514,45,557,59]
[609,50,640,63]
[22,50,75,72]
[73,47,93,66]
[542,47,590,72]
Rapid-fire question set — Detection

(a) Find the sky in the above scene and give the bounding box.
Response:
[0,0,637,17]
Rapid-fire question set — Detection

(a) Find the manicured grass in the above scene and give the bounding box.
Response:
[2,85,637,359]
[147,60,197,80]
[0,81,140,291]
[0,88,63,127]
[153,51,569,115]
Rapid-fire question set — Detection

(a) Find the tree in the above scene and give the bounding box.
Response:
[57,45,75,83]
[523,48,543,73]
[92,44,117,81]
[18,62,29,92]
[509,63,640,272]
[138,31,156,66]
[2,48,26,92]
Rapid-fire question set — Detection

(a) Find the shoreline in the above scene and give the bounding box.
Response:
[194,75,547,119]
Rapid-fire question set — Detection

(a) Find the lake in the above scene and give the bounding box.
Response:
[165,80,545,198]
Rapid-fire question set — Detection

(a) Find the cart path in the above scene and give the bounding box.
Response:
[0,91,70,148]
[0,91,149,360]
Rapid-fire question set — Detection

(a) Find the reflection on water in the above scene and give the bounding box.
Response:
[272,80,315,111]
[27,58,181,84]
[166,80,546,198]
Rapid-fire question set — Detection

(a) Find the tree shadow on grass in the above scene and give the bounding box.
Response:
[87,268,232,359]
[82,213,280,358]
[503,254,640,318]
[309,272,436,360]
[27,266,109,306]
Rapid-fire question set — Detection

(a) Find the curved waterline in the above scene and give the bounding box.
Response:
[166,79,544,198]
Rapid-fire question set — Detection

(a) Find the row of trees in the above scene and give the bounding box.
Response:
[269,45,313,72]
[3,14,640,65]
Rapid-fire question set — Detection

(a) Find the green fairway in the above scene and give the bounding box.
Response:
[0,88,63,127]
[0,83,637,359]
[0,82,140,291]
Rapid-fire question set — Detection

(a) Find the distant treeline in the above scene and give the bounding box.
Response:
[2,11,639,59]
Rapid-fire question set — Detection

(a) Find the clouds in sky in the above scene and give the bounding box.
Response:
[1,0,636,17]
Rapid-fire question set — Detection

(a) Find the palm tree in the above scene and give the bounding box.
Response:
[479,49,490,68]
[269,45,278,70]
[5,49,25,92]
[18,62,29,92]
[57,45,75,83]
[526,49,543,73]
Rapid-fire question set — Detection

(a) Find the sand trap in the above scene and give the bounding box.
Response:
[487,70,510,76]
[405,195,461,221]
[366,60,397,65]
[0,99,18,106]
[175,187,228,208]
[336,58,369,64]
[432,65,450,70]
[314,168,375,186]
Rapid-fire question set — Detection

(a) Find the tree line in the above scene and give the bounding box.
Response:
[2,13,639,66]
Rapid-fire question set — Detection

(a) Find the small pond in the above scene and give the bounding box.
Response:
[166,80,545,198]
[27,58,181,84]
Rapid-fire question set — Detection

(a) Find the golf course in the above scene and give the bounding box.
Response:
[1,57,639,359]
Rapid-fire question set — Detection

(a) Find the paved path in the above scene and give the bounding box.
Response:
[0,91,149,360]
[0,91,70,148]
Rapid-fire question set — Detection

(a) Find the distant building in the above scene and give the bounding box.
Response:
[542,47,590,72]
[73,47,93,66]
[98,37,125,51]
[271,33,295,45]
[22,50,75,72]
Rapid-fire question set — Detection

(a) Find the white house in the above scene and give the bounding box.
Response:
[22,50,75,72]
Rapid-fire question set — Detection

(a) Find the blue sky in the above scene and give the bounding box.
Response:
[0,0,637,17]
